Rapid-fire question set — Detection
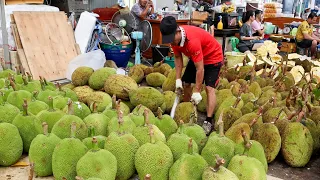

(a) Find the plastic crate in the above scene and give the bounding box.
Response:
[100,43,132,67]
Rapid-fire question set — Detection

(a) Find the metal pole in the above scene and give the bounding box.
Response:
[188,0,192,20]
[0,0,10,70]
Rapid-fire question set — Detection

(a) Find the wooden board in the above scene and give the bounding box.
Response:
[17,49,30,74]
[5,0,44,5]
[13,11,78,80]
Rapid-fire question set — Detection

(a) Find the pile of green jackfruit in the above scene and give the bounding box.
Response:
[0,56,319,180]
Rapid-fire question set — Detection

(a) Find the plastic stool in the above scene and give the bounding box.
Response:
[230,37,240,52]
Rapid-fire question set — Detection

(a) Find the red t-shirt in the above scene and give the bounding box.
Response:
[172,25,223,65]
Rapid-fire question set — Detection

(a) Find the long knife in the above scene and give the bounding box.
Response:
[170,88,183,118]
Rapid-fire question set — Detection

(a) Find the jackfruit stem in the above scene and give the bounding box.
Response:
[144,109,150,126]
[75,177,84,180]
[178,120,185,134]
[47,96,54,111]
[57,82,62,91]
[67,99,74,115]
[272,108,284,124]
[28,162,34,180]
[144,174,151,180]
[148,125,155,144]
[39,78,46,91]
[15,66,21,75]
[188,138,193,154]
[23,99,28,116]
[157,107,163,119]
[249,118,258,128]
[212,155,225,172]
[111,95,117,109]
[42,122,48,136]
[9,79,17,91]
[233,96,241,108]
[188,102,198,125]
[22,75,28,85]
[296,110,305,123]
[118,110,124,134]
[70,121,77,138]
[43,77,49,86]
[116,99,121,113]
[241,130,252,156]
[217,111,224,137]
[91,137,99,151]
[26,72,33,82]
[92,102,98,113]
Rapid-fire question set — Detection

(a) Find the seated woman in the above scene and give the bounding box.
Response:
[252,10,264,36]
[238,11,264,53]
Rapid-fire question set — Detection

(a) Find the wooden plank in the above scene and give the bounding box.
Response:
[13,11,78,80]
[17,49,30,74]
[10,24,23,49]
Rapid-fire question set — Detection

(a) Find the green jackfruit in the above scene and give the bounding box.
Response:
[240,92,256,104]
[62,83,75,90]
[7,89,32,111]
[52,123,88,180]
[52,100,88,140]
[89,67,116,90]
[72,85,94,104]
[281,122,313,167]
[0,93,20,123]
[20,75,41,93]
[154,108,178,138]
[63,101,91,119]
[135,127,173,180]
[163,91,176,113]
[169,139,207,180]
[227,155,267,180]
[263,107,287,123]
[83,104,109,136]
[248,82,262,98]
[52,95,69,110]
[131,104,156,118]
[12,100,42,152]
[307,106,320,124]
[159,63,172,75]
[77,138,117,180]
[0,123,23,166]
[72,66,94,86]
[146,72,166,87]
[104,74,138,100]
[105,132,140,180]
[37,89,59,106]
[174,102,194,123]
[82,127,106,149]
[129,65,145,83]
[108,110,136,135]
[28,91,49,115]
[0,69,15,78]
[202,157,239,180]
[197,90,208,113]
[56,84,78,102]
[225,122,251,155]
[303,118,320,151]
[37,96,65,133]
[103,96,130,119]
[129,86,164,112]
[162,68,176,91]
[233,111,263,127]
[241,102,255,115]
[216,89,234,110]
[29,123,61,176]
[202,114,235,167]
[215,96,244,123]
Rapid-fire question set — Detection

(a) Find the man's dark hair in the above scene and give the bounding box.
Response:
[308,12,317,19]
[255,10,263,17]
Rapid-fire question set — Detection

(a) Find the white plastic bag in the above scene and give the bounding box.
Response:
[66,49,106,80]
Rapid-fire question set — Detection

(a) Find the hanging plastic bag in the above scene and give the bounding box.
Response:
[66,49,106,80]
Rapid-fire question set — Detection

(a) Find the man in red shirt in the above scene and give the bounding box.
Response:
[160,16,223,133]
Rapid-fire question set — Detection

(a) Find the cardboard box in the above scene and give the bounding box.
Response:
[0,49,21,70]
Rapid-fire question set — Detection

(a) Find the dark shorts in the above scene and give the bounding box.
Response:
[182,60,223,88]
[297,39,313,48]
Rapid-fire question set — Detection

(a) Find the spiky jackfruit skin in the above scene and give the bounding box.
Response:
[135,141,173,180]
[174,102,194,123]
[51,115,88,140]
[217,78,229,90]
[163,91,176,113]
[28,100,49,115]
[7,90,32,111]
[37,109,65,133]
[215,96,244,123]
[87,91,112,112]
[71,66,94,86]
[20,82,41,93]
[12,113,42,152]
[131,105,156,118]
[215,107,242,131]
[0,69,15,78]
[303,119,320,151]
[37,90,59,105]
[160,63,172,75]
[240,92,255,104]
[167,133,199,161]
[245,140,268,172]
[52,138,88,180]
[129,65,145,84]
[255,76,267,88]
[57,88,78,102]
[108,116,136,135]
[129,87,164,112]
[202,166,239,180]
[105,132,140,180]
[201,135,235,167]
[83,114,109,136]
[197,90,207,113]
[281,122,313,167]
[162,69,176,91]
[169,153,208,180]
[63,102,91,119]
[228,81,241,96]
[73,86,94,104]
[83,135,106,149]
[182,124,207,151]
[146,72,166,87]
[0,123,23,166]
[155,115,178,138]
[225,123,251,155]
[128,114,145,127]
[248,82,262,98]
[0,103,20,123]
[0,87,14,102]
[252,123,281,163]
[308,106,320,124]
[52,96,69,110]
[89,67,116,90]
[241,102,255,115]
[263,107,287,123]
[76,148,117,180]
[227,155,267,180]
[29,133,61,176]
[104,74,138,100]
[133,125,166,145]
[103,102,130,119]
[232,112,263,127]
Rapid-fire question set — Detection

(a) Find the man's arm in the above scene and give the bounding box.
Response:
[312,33,320,41]
[304,32,320,41]
[174,52,183,80]
[140,1,154,19]
[194,60,205,93]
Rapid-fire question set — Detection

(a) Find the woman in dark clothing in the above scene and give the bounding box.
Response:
[238,11,263,53]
